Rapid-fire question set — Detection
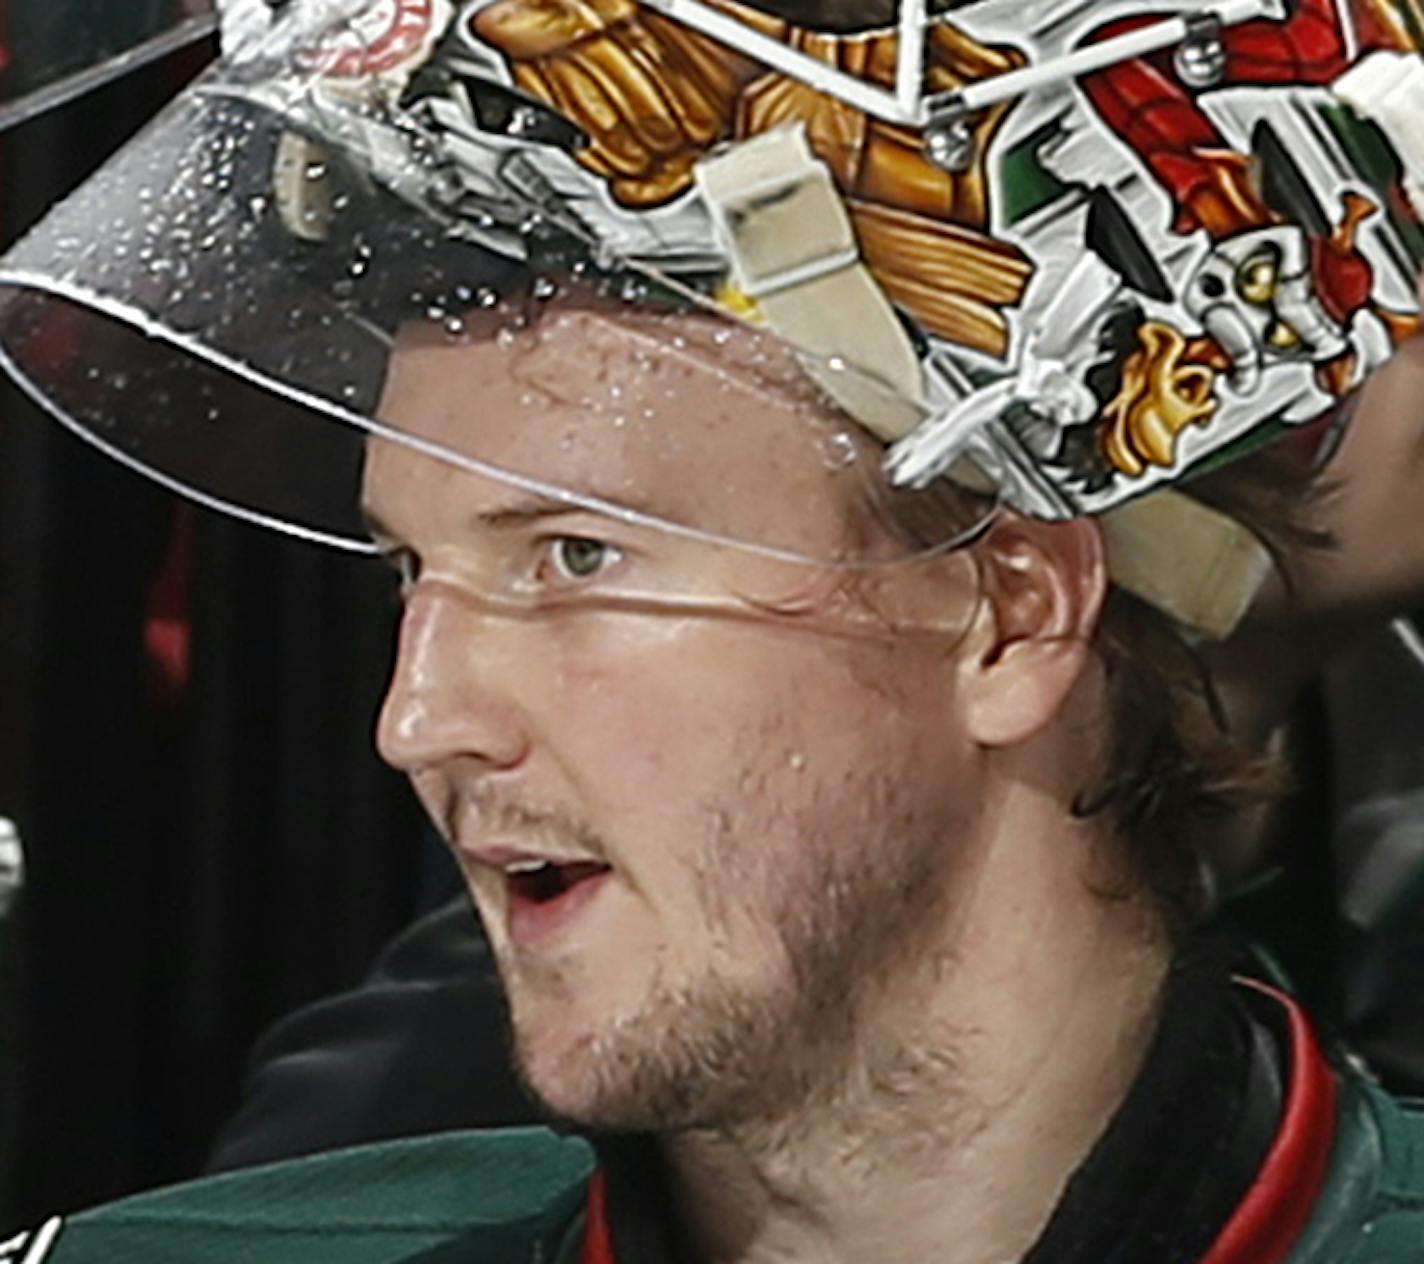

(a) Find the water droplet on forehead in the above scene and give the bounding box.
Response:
[445,315,467,336]
[532,275,559,300]
[820,432,858,469]
[476,287,499,309]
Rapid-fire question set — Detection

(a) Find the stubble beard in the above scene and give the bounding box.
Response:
[502,762,960,1140]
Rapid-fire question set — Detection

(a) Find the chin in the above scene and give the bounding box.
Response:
[514,1032,674,1131]
[510,979,803,1134]
[505,997,640,1125]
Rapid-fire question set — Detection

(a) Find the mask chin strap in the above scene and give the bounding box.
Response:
[694,126,925,442]
[1098,492,1274,640]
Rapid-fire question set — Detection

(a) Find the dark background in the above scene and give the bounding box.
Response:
[0,1,442,1230]
[0,0,1419,1242]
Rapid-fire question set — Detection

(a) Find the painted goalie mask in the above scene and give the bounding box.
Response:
[0,0,1421,634]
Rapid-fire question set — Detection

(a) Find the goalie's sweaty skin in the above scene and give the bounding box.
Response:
[364,297,1016,1144]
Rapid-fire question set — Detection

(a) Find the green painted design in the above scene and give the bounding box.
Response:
[1000,126,1072,226]
[1319,103,1424,263]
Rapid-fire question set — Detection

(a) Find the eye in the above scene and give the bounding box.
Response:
[544,535,622,582]
[1235,249,1280,306]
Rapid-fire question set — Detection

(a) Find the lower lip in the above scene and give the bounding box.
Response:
[506,869,612,951]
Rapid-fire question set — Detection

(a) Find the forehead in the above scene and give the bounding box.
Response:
[363,294,877,552]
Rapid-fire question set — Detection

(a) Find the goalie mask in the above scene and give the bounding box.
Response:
[0,0,1422,634]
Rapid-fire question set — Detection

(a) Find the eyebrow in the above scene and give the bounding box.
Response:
[477,495,613,529]
[360,490,674,546]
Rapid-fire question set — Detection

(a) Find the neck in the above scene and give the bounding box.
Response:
[660,759,1172,1264]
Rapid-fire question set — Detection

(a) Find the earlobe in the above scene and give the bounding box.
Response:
[959,516,1107,748]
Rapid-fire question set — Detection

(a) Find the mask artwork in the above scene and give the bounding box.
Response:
[267,0,1424,520]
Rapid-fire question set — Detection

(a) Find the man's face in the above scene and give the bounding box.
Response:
[363,297,981,1130]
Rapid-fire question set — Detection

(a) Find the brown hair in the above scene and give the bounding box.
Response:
[874,450,1326,937]
[1074,454,1328,934]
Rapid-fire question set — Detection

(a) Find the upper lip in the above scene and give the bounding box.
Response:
[464,844,608,873]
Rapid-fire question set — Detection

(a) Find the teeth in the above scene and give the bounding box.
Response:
[504,859,551,875]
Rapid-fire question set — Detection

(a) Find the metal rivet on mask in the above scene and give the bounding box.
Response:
[923,97,977,174]
[1175,13,1228,89]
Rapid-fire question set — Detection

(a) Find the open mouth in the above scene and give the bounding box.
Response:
[501,858,614,948]
[506,859,611,905]
[466,846,617,947]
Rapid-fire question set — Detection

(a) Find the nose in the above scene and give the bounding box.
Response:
[376,582,532,776]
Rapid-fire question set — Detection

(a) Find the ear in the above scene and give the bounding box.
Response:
[958,514,1107,748]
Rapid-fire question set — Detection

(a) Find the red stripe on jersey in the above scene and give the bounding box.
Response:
[580,981,1338,1264]
[581,1170,617,1264]
[1201,981,1339,1264]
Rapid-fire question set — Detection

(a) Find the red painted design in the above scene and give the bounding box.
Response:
[305,0,441,80]
[1313,239,1375,326]
[581,1170,617,1264]
[1081,0,1355,232]
[1220,0,1353,84]
[1080,0,1382,342]
[1201,980,1340,1264]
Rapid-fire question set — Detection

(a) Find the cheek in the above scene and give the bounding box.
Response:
[540,616,960,853]
[406,768,452,836]
[541,623,712,794]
